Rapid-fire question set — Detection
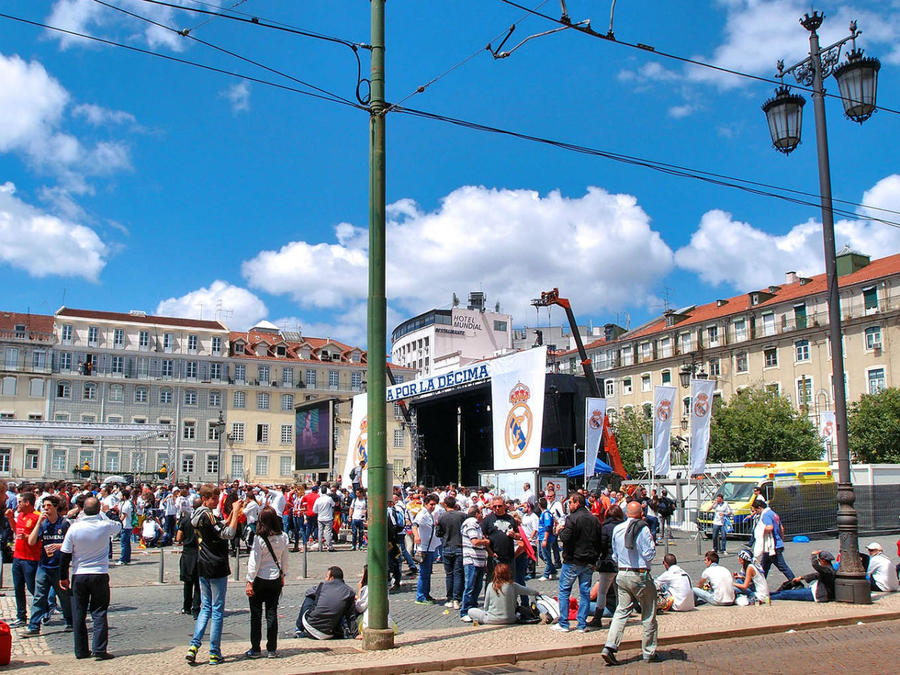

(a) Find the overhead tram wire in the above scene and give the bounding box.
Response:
[495,0,900,118]
[92,0,358,107]
[182,0,247,33]
[394,105,900,228]
[0,12,366,112]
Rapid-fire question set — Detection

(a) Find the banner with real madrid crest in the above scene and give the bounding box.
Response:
[689,379,716,476]
[342,392,368,488]
[491,347,547,471]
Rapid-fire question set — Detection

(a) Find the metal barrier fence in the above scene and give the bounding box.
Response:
[852,484,900,533]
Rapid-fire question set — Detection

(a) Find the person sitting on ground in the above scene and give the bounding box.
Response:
[693,550,735,606]
[465,563,540,625]
[770,550,836,602]
[655,553,695,612]
[141,514,163,548]
[295,565,357,640]
[864,542,898,593]
[733,549,770,604]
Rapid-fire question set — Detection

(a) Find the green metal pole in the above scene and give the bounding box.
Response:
[363,0,393,651]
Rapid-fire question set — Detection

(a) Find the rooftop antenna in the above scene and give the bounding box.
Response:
[214,299,233,324]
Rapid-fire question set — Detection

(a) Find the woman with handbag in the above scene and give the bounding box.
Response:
[245,506,289,659]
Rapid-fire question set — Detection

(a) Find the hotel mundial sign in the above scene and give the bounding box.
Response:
[385,363,490,402]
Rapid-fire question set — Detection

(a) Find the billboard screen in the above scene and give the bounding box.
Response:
[295,400,332,471]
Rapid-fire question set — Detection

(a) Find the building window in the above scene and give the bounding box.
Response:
[26,448,39,471]
[708,358,720,377]
[661,370,671,385]
[188,335,198,352]
[642,402,652,419]
[622,377,633,395]
[766,383,780,396]
[796,377,813,412]
[206,454,218,475]
[138,358,149,378]
[605,380,616,396]
[32,350,47,370]
[257,424,269,444]
[113,328,125,347]
[281,394,294,410]
[52,449,66,472]
[867,368,886,394]
[620,348,633,366]
[393,429,405,448]
[234,342,245,354]
[658,337,672,358]
[683,397,691,417]
[0,377,15,397]
[280,456,292,476]
[393,403,403,419]
[81,414,95,423]
[863,286,877,312]
[161,360,173,377]
[211,336,222,354]
[210,362,221,381]
[186,361,198,379]
[209,390,221,407]
[208,420,221,441]
[234,364,246,383]
[182,455,195,474]
[183,420,196,440]
[351,371,363,391]
[761,312,775,337]
[641,374,651,392]
[0,449,11,474]
[679,333,692,353]
[163,333,174,350]
[639,343,652,362]
[257,392,269,410]
[111,356,124,374]
[133,386,147,403]
[306,369,317,387]
[56,381,71,398]
[255,455,269,476]
[231,422,244,442]
[160,388,173,405]
[865,326,882,350]
[736,351,749,373]
[61,324,73,343]
[105,452,119,472]
[328,370,339,389]
[258,365,270,384]
[29,378,44,398]
[88,326,99,345]
[231,454,243,479]
[184,389,198,406]
[282,368,294,386]
[58,352,72,371]
[109,384,124,402]
[733,318,747,342]
[233,391,246,408]
[280,424,293,445]
[139,330,150,349]
[795,339,810,362]
[764,348,778,368]
[794,303,807,329]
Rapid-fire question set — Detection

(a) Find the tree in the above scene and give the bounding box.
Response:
[848,387,900,463]
[611,407,651,478]
[707,387,821,463]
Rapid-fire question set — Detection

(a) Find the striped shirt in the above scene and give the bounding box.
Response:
[461,516,488,567]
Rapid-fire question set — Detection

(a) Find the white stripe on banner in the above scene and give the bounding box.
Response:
[689,379,716,476]
[491,347,547,471]
[342,393,368,488]
[653,386,676,477]
[584,397,606,480]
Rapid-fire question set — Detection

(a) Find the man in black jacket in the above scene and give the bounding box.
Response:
[296,566,358,639]
[553,492,601,633]
[770,550,836,602]
[436,496,466,608]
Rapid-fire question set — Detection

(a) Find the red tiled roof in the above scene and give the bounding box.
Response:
[57,307,226,330]
[228,330,367,364]
[0,311,55,334]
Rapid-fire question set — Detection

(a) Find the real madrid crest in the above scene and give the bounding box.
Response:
[693,393,710,418]
[589,408,604,430]
[505,381,533,460]
[656,399,672,423]
[355,417,369,465]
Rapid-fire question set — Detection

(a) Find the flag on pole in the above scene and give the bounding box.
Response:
[584,397,606,480]
[689,379,716,476]
[819,410,836,460]
[653,386,676,477]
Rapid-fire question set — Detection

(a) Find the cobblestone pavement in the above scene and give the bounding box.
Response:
[434,619,900,675]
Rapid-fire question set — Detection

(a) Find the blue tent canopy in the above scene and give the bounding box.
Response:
[561,459,614,478]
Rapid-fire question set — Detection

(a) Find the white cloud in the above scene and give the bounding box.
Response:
[243,185,675,325]
[156,280,269,330]
[668,104,697,119]
[221,81,250,114]
[674,174,900,288]
[47,0,184,51]
[72,103,136,126]
[0,182,108,280]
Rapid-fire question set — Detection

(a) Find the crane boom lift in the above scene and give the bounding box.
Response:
[531,288,627,480]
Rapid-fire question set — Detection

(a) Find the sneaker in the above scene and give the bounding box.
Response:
[460,615,473,623]
[452,600,460,609]
[94,653,115,661]
[575,627,589,633]
[208,653,224,666]
[538,576,551,581]
[601,647,619,666]
[244,649,262,659]
[115,561,128,566]
[390,582,401,592]
[550,624,570,633]
[414,598,435,605]
[185,645,199,663]
[266,651,277,659]
[20,628,41,638]
[443,601,455,608]
[8,619,26,628]
[64,625,74,632]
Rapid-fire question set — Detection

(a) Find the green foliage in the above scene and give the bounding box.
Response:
[708,387,822,463]
[848,387,900,463]
[612,407,652,477]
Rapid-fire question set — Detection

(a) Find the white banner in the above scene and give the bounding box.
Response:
[689,379,716,476]
[342,393,368,488]
[653,386,676,477]
[819,410,836,460]
[584,397,606,480]
[491,347,547,471]
[385,362,490,402]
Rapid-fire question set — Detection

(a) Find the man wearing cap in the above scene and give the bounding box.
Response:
[770,550,836,602]
[864,542,898,592]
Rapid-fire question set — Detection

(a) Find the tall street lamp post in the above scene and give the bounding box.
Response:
[214,410,226,487]
[761,11,880,604]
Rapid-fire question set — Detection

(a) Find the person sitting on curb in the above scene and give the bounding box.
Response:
[770,550,836,602]
[141,514,163,548]
[733,549,770,604]
[693,550,735,606]
[655,553,695,612]
[295,566,357,640]
[864,542,899,593]
[465,562,540,625]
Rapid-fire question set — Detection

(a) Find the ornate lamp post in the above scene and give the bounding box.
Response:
[214,410,226,486]
[761,11,880,604]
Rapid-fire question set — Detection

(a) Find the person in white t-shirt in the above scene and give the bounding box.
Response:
[693,550,735,605]
[350,490,367,551]
[865,542,899,592]
[313,489,336,552]
[655,554,695,612]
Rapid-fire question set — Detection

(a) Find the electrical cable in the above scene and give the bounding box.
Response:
[183,0,247,33]
[496,0,900,118]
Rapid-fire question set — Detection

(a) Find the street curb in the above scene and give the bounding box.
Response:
[309,610,900,675]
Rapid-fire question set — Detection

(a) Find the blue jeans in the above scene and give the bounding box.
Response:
[442,546,464,602]
[539,541,557,577]
[460,564,485,617]
[558,562,593,630]
[12,558,38,621]
[398,535,418,572]
[304,515,317,543]
[762,548,795,581]
[191,576,228,656]
[416,550,436,602]
[712,524,727,553]
[119,529,132,563]
[770,587,814,601]
[282,514,292,541]
[29,565,72,630]
[351,519,366,549]
[514,554,529,605]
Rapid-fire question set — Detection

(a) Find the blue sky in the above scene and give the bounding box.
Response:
[1,0,899,348]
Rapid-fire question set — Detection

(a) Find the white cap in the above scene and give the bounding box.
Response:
[865,541,882,551]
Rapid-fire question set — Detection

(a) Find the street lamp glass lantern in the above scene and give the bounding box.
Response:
[679,367,692,388]
[762,86,806,154]
[833,50,880,123]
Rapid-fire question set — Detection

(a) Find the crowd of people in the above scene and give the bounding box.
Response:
[2,475,899,665]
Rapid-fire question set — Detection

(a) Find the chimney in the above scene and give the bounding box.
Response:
[785,271,798,284]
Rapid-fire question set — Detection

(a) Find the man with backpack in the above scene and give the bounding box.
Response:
[551,492,601,633]
[657,489,675,540]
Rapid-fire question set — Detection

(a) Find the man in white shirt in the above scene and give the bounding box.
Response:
[693,550,735,605]
[711,495,732,556]
[655,554,695,612]
[865,542,899,592]
[313,489,335,552]
[412,494,441,604]
[59,497,122,660]
[521,482,535,507]
[350,490,367,551]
